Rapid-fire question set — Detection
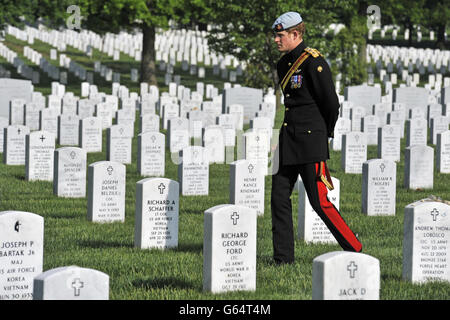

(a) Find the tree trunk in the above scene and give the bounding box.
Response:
[436,24,445,50]
[141,23,157,85]
[271,67,281,109]
[408,23,413,47]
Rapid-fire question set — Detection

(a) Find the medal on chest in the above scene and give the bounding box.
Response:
[290,74,303,89]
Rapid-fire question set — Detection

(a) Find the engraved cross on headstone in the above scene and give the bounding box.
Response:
[248,163,254,173]
[158,183,165,194]
[347,261,358,278]
[40,135,46,142]
[107,166,114,175]
[71,278,84,296]
[231,212,239,225]
[379,163,385,173]
[430,208,439,222]
[14,221,21,232]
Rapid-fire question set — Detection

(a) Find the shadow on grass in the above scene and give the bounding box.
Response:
[381,273,403,282]
[132,276,198,291]
[77,239,134,249]
[45,211,84,219]
[175,242,203,254]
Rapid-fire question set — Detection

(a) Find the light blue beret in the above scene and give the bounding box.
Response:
[272,12,303,31]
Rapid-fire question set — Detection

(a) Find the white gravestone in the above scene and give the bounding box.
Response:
[437,131,450,173]
[87,161,126,223]
[39,108,58,137]
[387,110,405,138]
[430,116,449,145]
[203,204,257,293]
[9,99,25,125]
[77,100,95,119]
[312,251,380,300]
[297,176,339,244]
[362,159,396,216]
[403,200,450,283]
[406,118,427,147]
[344,85,381,115]
[140,114,160,134]
[243,130,269,175]
[96,103,113,130]
[394,87,429,111]
[33,266,109,300]
[377,125,400,162]
[362,115,380,145]
[161,103,179,130]
[0,211,44,300]
[24,103,41,131]
[137,132,165,177]
[25,131,55,181]
[218,114,237,147]
[3,125,30,165]
[79,117,102,153]
[106,125,132,164]
[404,145,434,190]
[331,118,351,151]
[58,114,80,146]
[227,104,244,131]
[203,125,225,164]
[342,132,367,174]
[230,160,265,216]
[223,87,264,125]
[53,147,87,198]
[135,178,179,249]
[178,146,209,196]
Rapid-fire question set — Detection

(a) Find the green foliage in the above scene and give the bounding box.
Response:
[0,0,35,30]
[205,0,370,92]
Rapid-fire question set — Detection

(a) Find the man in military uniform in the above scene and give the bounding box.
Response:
[271,12,362,265]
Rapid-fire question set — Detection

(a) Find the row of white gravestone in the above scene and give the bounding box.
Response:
[367,44,449,73]
[8,23,245,86]
[2,119,274,195]
[333,119,450,174]
[340,130,449,187]
[335,102,449,145]
[1,196,448,300]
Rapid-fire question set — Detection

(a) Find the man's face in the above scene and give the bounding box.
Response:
[273,30,298,53]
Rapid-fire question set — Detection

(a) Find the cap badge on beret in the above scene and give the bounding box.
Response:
[272,11,302,31]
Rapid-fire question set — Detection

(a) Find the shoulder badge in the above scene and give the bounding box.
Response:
[304,47,322,58]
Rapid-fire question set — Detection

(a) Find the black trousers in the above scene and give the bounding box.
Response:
[271,162,362,264]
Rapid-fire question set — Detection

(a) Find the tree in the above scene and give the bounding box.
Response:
[380,0,426,47]
[0,0,35,31]
[423,0,449,50]
[76,0,188,85]
[205,0,336,107]
[205,0,368,106]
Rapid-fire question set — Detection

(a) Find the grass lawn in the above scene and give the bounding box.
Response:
[0,32,449,300]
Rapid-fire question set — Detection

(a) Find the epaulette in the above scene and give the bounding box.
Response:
[304,47,322,58]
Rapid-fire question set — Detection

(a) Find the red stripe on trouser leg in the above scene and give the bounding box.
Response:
[314,164,362,252]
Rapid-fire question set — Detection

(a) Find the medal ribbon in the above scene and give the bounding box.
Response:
[280,51,310,92]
